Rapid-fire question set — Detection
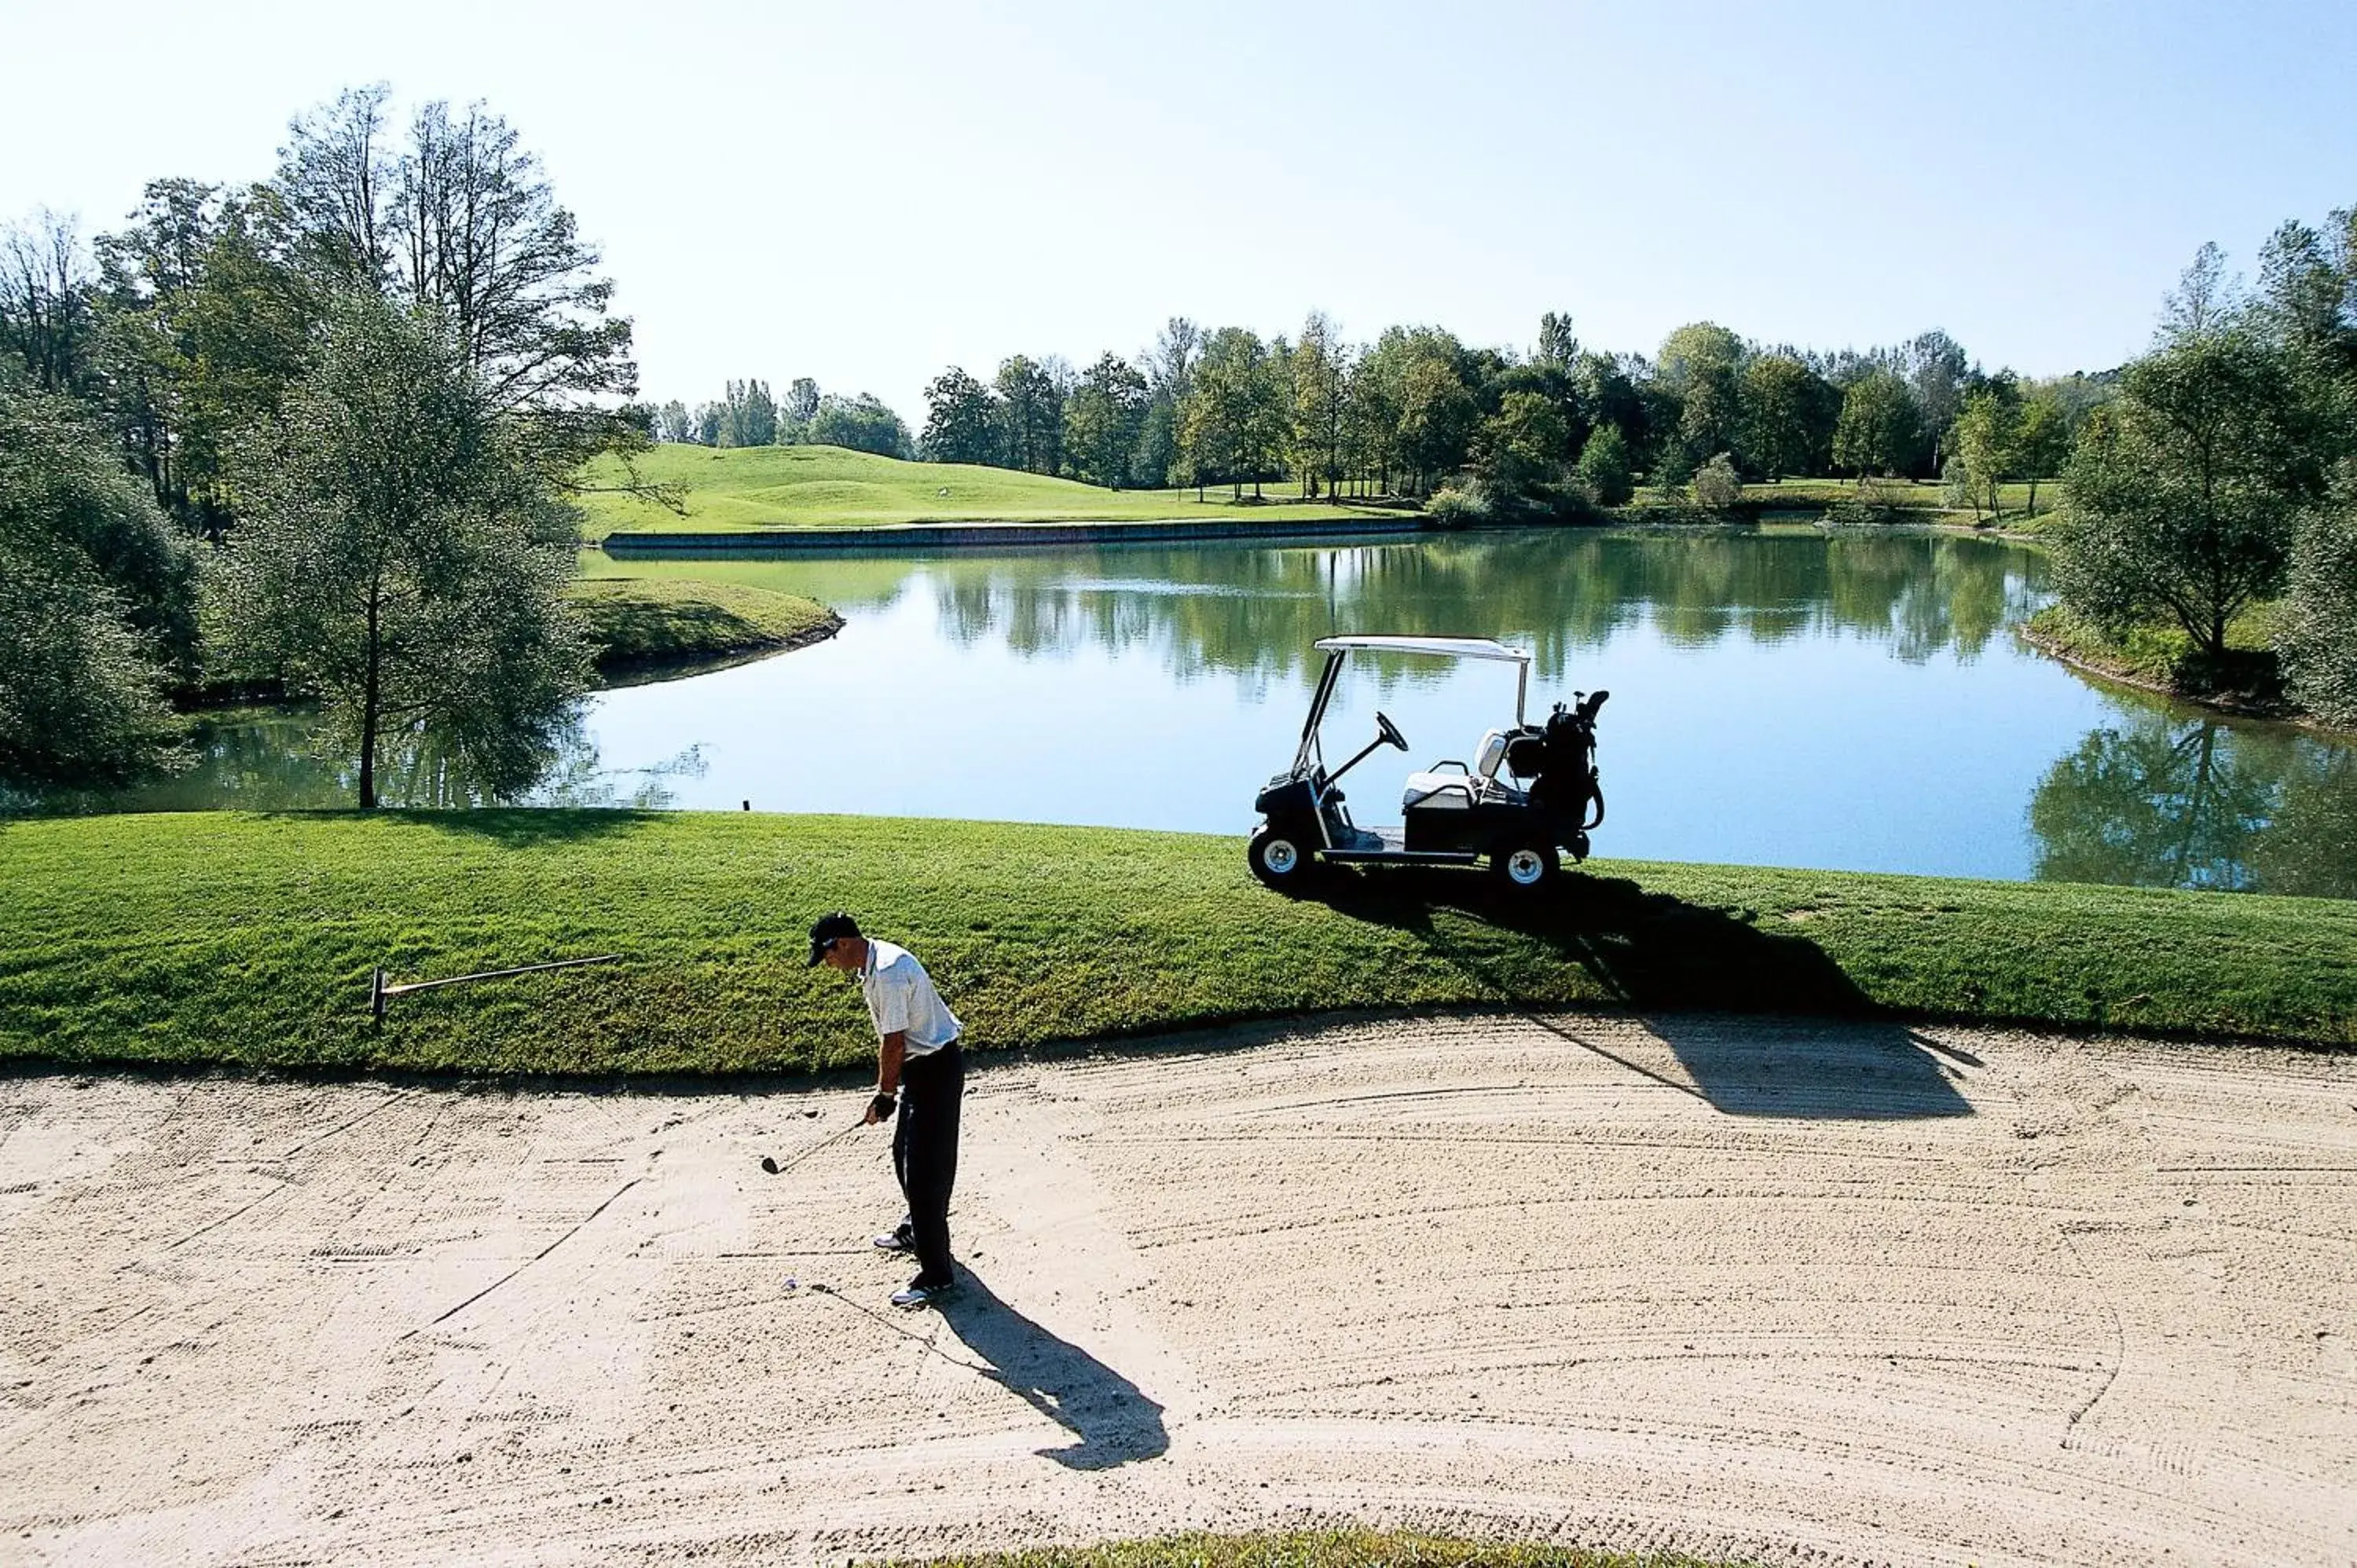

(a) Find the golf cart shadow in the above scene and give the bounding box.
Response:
[936,1268,1168,1470]
[1314,868,1974,1121]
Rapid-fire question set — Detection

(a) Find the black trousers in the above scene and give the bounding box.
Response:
[892,1041,963,1285]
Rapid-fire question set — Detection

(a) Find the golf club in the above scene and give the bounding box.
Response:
[758,1118,867,1175]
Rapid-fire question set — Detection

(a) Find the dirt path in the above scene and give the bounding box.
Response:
[4,1013,2354,1567]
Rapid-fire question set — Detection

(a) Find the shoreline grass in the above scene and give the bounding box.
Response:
[568,576,841,678]
[2,812,2351,1079]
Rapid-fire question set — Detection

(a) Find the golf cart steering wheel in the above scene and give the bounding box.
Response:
[1375,711,1409,752]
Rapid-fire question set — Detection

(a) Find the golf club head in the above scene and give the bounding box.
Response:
[759,1156,780,1174]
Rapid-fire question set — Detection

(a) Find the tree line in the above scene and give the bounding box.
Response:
[654,377,913,459]
[2049,207,2357,725]
[1,86,653,801]
[847,314,2114,518]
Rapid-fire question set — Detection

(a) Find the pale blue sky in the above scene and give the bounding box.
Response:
[5,0,2352,422]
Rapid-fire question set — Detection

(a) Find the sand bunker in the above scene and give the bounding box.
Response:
[3,1012,2353,1566]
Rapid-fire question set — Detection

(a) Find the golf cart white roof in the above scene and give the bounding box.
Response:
[1314,635,1530,665]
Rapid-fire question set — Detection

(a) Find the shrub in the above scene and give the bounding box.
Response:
[1692,452,1742,509]
[1426,479,1494,527]
[1574,423,1634,507]
[2278,466,2357,726]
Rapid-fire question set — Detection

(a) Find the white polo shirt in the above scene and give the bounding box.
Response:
[858,939,962,1057]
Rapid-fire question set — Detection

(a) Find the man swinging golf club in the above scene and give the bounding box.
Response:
[808,911,965,1310]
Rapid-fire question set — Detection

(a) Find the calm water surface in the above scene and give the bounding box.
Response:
[61,531,2357,896]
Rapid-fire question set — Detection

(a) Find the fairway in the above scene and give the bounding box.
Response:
[577,444,1412,539]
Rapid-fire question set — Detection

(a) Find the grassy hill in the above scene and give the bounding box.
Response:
[577,444,1411,540]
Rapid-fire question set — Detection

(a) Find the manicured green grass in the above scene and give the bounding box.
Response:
[896,1531,1741,1568]
[568,576,840,677]
[3,812,2351,1078]
[578,445,1409,539]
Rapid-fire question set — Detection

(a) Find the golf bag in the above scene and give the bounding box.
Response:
[1505,691,1607,829]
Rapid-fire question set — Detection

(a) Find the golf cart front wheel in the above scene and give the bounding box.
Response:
[1490,841,1560,892]
[1248,826,1314,891]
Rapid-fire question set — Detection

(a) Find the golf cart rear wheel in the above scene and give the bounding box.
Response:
[1248,826,1314,890]
[1490,841,1560,892]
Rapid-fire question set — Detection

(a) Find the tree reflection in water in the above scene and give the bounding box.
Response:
[896,529,2043,683]
[2029,712,2357,896]
[15,706,709,815]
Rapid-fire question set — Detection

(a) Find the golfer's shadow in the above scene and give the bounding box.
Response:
[935,1269,1168,1470]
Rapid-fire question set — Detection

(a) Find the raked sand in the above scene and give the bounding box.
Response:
[3,1012,2354,1566]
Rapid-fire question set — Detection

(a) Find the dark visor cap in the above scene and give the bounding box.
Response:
[807,910,861,966]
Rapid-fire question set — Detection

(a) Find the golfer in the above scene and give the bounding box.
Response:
[808,912,965,1309]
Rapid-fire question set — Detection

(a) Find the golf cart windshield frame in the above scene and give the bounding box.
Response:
[1292,635,1533,774]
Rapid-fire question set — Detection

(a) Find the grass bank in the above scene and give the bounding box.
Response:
[897,1532,1738,1568]
[3,812,2352,1078]
[569,576,840,680]
[579,445,1409,540]
[2020,602,2298,721]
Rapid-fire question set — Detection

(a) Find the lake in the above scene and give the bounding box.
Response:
[48,529,2357,896]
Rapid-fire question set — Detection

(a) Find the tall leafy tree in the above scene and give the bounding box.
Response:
[1472,389,1569,499]
[780,376,821,442]
[1063,352,1147,487]
[274,87,643,487]
[0,211,98,397]
[921,366,1003,464]
[994,354,1061,474]
[1831,370,1921,481]
[1395,351,1478,494]
[1182,328,1274,498]
[1288,313,1351,498]
[2052,247,2315,665]
[209,292,588,808]
[0,386,192,786]
[1947,390,2018,519]
[1575,422,1634,506]
[1906,330,1970,470]
[714,377,777,447]
[1739,354,1835,480]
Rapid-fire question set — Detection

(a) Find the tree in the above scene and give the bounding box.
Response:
[1655,322,1744,395]
[2012,391,2070,515]
[1,210,98,397]
[808,393,911,457]
[208,292,588,808]
[2278,463,2357,725]
[1948,390,2017,520]
[274,88,642,483]
[1182,328,1273,498]
[1395,350,1477,494]
[1574,423,1633,506]
[1063,352,1147,487]
[657,399,694,443]
[1472,390,1568,500]
[2051,249,2314,665]
[995,354,1061,474]
[714,377,777,447]
[0,387,191,786]
[1906,330,1970,470]
[921,366,1002,464]
[1288,313,1350,498]
[1739,354,1835,480]
[1535,310,1578,371]
[1831,370,1921,481]
[780,376,820,442]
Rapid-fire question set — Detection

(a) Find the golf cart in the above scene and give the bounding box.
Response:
[1248,635,1607,892]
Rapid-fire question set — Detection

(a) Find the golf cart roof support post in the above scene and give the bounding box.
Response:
[1517,662,1527,725]
[1296,649,1346,773]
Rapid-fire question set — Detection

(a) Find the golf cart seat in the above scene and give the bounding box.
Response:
[1401,729,1516,811]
